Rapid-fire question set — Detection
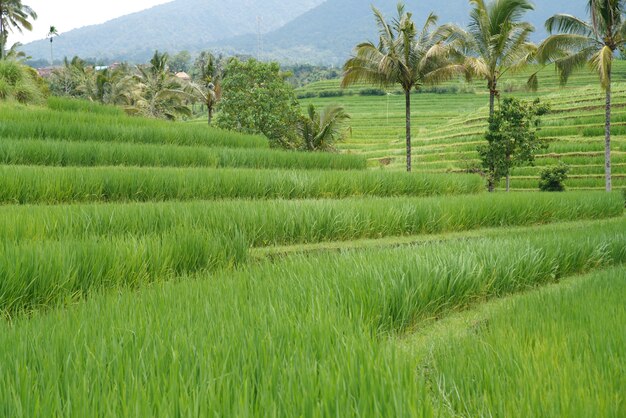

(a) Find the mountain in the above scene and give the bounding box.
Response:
[23,0,324,63]
[212,0,588,64]
[24,0,588,65]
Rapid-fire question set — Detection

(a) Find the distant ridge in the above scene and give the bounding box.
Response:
[24,0,586,65]
[23,0,323,63]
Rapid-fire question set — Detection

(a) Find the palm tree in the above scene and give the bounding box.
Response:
[47,25,58,66]
[0,0,37,59]
[537,0,625,192]
[299,104,350,151]
[187,52,221,125]
[450,0,536,118]
[342,4,463,172]
[126,51,191,120]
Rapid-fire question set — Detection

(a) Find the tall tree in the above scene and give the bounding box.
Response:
[47,25,58,66]
[537,0,626,192]
[450,0,536,118]
[188,52,221,125]
[0,0,36,59]
[342,4,463,172]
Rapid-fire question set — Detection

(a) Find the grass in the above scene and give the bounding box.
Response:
[1,192,619,315]
[0,220,623,416]
[427,267,626,418]
[0,102,267,149]
[0,165,483,204]
[0,192,620,244]
[0,138,367,171]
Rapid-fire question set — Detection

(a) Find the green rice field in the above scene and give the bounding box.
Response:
[298,61,626,191]
[0,90,624,416]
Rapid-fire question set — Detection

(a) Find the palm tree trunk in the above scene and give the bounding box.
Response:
[405,89,412,173]
[207,106,212,125]
[489,87,496,119]
[605,68,612,192]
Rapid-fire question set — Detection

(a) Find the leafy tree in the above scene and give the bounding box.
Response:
[342,3,463,172]
[216,58,301,148]
[170,50,191,72]
[47,25,58,66]
[126,51,191,120]
[448,0,536,118]
[299,104,350,151]
[0,0,36,59]
[537,0,625,192]
[539,163,569,192]
[478,97,549,192]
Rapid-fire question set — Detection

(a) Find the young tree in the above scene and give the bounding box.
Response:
[0,0,36,59]
[478,97,549,192]
[342,4,463,172]
[537,0,626,192]
[216,58,301,148]
[449,0,536,118]
[299,104,350,152]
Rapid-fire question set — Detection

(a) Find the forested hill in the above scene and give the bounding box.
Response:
[22,0,324,63]
[24,0,586,65]
[215,0,587,64]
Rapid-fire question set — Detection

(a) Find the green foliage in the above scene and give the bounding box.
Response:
[216,59,302,148]
[0,99,266,148]
[0,59,44,104]
[430,267,626,418]
[0,138,367,171]
[0,0,37,59]
[478,98,550,191]
[0,165,482,205]
[299,104,350,151]
[539,163,570,192]
[0,219,623,414]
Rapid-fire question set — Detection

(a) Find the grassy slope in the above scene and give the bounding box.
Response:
[0,93,623,416]
[298,61,626,190]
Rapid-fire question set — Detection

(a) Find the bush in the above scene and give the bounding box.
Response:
[319,90,343,98]
[296,91,317,99]
[539,163,569,192]
[359,88,386,96]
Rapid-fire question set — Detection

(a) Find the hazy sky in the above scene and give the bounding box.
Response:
[9,0,172,45]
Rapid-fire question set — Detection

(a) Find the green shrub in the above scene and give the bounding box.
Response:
[319,90,343,98]
[539,163,570,192]
[359,88,386,96]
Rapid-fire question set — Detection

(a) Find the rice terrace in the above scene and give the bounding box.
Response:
[0,0,624,416]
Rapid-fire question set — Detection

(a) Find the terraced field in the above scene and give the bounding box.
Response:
[298,61,626,191]
[0,98,624,416]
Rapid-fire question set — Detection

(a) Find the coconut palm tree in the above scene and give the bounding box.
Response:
[342,4,464,172]
[126,51,191,120]
[299,104,350,152]
[187,52,221,125]
[450,0,536,118]
[0,0,37,59]
[537,0,625,192]
[47,25,58,66]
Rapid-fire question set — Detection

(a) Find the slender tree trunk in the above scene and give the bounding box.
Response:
[207,105,212,125]
[605,68,612,192]
[50,40,54,66]
[506,154,511,192]
[405,89,411,173]
[489,87,496,119]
